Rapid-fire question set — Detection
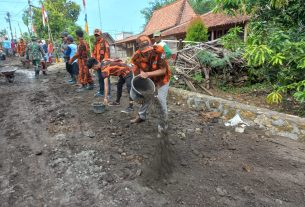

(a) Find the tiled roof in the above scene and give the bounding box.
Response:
[143,0,196,36]
[115,0,249,44]
[200,12,249,29]
[115,0,196,44]
[162,12,249,37]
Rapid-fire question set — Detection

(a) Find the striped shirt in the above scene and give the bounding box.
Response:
[101,60,131,78]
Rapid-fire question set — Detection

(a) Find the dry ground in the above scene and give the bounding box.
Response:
[0,59,305,207]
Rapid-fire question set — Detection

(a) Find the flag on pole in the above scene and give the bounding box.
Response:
[42,4,48,27]
[83,0,89,34]
[84,14,89,33]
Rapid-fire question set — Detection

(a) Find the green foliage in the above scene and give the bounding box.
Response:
[197,50,232,70]
[272,80,305,103]
[214,0,305,103]
[25,0,80,40]
[192,72,204,83]
[219,82,271,94]
[0,29,7,37]
[189,0,216,14]
[220,27,244,51]
[185,18,208,42]
[140,0,175,26]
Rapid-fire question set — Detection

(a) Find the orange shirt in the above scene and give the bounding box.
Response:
[70,39,90,62]
[131,45,171,87]
[48,43,53,53]
[102,63,131,78]
[17,41,26,54]
[92,38,110,62]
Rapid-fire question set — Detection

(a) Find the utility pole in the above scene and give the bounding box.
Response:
[5,12,13,40]
[28,0,33,35]
[97,0,102,29]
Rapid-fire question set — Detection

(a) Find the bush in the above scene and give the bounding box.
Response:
[185,17,208,42]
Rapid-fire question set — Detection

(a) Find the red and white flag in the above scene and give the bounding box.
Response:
[42,4,48,27]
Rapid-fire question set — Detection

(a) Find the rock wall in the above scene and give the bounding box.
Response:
[169,87,305,141]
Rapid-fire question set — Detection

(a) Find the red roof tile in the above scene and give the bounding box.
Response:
[200,12,249,29]
[115,1,249,44]
[162,12,249,37]
[144,0,196,35]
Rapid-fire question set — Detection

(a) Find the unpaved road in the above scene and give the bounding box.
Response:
[1,59,305,207]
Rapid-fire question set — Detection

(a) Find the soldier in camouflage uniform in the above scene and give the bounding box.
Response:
[26,36,46,78]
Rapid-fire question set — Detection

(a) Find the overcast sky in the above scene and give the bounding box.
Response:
[0,0,149,40]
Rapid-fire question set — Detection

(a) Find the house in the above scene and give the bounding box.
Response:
[102,32,116,58]
[114,0,249,58]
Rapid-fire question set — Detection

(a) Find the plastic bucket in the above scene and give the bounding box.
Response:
[92,102,106,114]
[130,75,155,101]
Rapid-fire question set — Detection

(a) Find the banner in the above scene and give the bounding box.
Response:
[42,4,48,27]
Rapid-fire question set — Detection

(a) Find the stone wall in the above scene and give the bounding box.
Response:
[169,87,305,141]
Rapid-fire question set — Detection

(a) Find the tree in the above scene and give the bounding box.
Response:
[189,0,216,14]
[25,0,80,40]
[141,0,176,26]
[185,17,208,42]
[0,29,7,37]
[214,0,305,104]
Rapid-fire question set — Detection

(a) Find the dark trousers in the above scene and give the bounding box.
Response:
[97,69,111,96]
[116,72,132,103]
[66,62,73,78]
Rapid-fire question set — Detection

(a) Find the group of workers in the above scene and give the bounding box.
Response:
[25,28,172,126]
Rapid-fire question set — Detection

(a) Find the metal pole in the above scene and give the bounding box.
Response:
[28,0,33,35]
[97,0,102,29]
[6,12,14,40]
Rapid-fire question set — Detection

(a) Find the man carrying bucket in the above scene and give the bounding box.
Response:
[86,58,134,113]
[130,35,171,125]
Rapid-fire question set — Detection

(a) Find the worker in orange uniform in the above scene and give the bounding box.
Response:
[69,29,94,92]
[17,38,26,57]
[87,58,134,113]
[92,28,111,97]
[130,35,171,130]
[47,39,53,63]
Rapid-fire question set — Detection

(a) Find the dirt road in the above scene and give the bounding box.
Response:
[1,60,305,207]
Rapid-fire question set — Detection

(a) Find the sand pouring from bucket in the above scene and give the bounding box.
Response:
[130,75,155,101]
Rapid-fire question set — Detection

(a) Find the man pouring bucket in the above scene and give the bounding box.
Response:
[130,35,171,130]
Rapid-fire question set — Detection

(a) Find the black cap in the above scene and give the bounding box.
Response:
[67,35,74,42]
[61,32,69,38]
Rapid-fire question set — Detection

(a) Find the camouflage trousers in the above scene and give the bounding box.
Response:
[32,60,46,77]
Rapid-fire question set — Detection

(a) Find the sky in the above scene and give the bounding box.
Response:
[0,0,149,40]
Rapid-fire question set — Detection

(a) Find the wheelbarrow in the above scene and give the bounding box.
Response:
[0,67,17,83]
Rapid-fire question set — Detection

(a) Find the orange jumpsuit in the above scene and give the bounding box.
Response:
[17,40,26,57]
[70,39,93,85]
[92,37,110,62]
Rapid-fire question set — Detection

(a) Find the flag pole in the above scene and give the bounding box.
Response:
[83,0,92,55]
